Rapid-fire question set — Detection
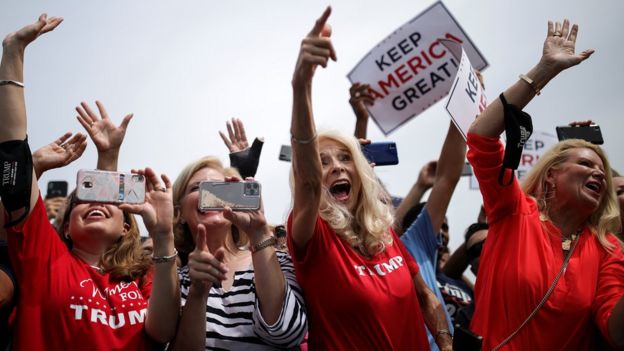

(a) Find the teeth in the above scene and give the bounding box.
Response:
[88,209,105,217]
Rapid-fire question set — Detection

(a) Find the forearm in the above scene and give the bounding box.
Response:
[96,150,119,171]
[419,288,453,350]
[0,46,27,142]
[442,242,469,279]
[394,182,429,235]
[251,230,286,325]
[354,117,368,139]
[468,61,558,138]
[608,296,624,346]
[169,285,209,351]
[146,235,180,343]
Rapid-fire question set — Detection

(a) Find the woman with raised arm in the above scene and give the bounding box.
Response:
[467,19,624,350]
[168,122,306,351]
[288,7,451,351]
[0,15,179,350]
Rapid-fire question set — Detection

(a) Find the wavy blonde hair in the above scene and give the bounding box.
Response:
[58,191,150,282]
[297,130,394,257]
[521,139,621,251]
[172,156,248,261]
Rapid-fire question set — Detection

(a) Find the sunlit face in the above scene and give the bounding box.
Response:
[179,167,230,238]
[613,176,624,225]
[319,138,361,211]
[547,148,606,216]
[67,202,129,252]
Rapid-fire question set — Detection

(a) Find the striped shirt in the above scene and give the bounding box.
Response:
[178,250,307,350]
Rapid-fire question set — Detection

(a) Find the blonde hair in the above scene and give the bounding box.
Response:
[521,139,621,251]
[172,156,248,259]
[59,192,150,282]
[307,130,394,257]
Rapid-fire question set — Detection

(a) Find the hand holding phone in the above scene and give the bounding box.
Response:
[556,124,603,145]
[198,180,261,211]
[76,169,146,204]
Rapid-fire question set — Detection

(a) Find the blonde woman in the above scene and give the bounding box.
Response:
[288,7,451,351]
[169,156,306,350]
[467,19,624,349]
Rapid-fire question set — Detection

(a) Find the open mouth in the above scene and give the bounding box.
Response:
[85,208,108,220]
[330,180,351,202]
[585,181,602,196]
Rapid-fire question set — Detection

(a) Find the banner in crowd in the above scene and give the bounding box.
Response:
[442,39,487,140]
[347,1,488,135]
[469,131,559,190]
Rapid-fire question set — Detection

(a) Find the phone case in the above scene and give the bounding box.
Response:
[361,141,399,166]
[46,180,68,199]
[556,125,604,145]
[76,169,146,204]
[198,181,261,211]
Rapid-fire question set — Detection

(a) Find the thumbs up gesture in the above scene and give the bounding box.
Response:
[188,224,229,292]
[292,6,337,88]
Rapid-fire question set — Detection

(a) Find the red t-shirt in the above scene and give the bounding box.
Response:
[7,196,154,351]
[287,214,429,351]
[467,133,624,350]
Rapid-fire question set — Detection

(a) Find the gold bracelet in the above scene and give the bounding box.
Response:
[250,236,277,253]
[518,74,541,96]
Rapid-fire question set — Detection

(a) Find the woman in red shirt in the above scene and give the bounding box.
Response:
[287,7,451,351]
[467,19,624,350]
[0,15,179,350]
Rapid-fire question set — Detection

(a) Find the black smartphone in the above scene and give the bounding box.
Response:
[361,141,399,166]
[279,145,292,162]
[453,325,483,351]
[556,125,603,145]
[46,180,68,199]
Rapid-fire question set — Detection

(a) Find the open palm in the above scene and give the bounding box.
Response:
[76,100,132,153]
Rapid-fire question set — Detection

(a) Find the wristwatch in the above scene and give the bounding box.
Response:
[250,236,277,253]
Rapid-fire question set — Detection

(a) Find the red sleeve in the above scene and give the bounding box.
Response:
[390,227,419,277]
[6,194,67,281]
[466,133,527,223]
[592,235,624,345]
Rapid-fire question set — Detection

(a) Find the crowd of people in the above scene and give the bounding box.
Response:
[1,7,623,351]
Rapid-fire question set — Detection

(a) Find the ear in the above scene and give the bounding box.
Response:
[121,222,131,236]
[545,167,557,185]
[63,222,70,240]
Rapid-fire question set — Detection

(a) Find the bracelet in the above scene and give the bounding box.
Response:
[291,132,317,145]
[435,329,452,339]
[152,248,178,263]
[250,236,277,253]
[0,80,24,88]
[518,74,540,96]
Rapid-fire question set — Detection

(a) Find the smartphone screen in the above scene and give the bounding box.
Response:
[361,141,399,166]
[555,125,603,145]
[46,180,68,199]
[198,181,261,211]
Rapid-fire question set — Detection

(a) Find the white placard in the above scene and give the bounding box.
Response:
[348,1,487,135]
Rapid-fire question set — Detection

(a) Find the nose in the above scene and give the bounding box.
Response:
[592,168,605,181]
[329,157,345,173]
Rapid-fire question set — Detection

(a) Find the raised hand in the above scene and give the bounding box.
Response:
[119,167,173,238]
[76,100,133,154]
[221,176,269,242]
[2,14,63,50]
[349,83,375,118]
[32,132,87,178]
[541,19,594,73]
[417,160,437,190]
[219,118,249,153]
[188,224,228,290]
[292,6,337,87]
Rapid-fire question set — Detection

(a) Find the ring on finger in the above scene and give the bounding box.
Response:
[553,31,562,37]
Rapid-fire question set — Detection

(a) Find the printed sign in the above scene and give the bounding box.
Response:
[443,39,487,140]
[348,1,487,135]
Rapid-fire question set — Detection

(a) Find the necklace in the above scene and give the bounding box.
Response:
[562,228,583,251]
[90,265,104,273]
